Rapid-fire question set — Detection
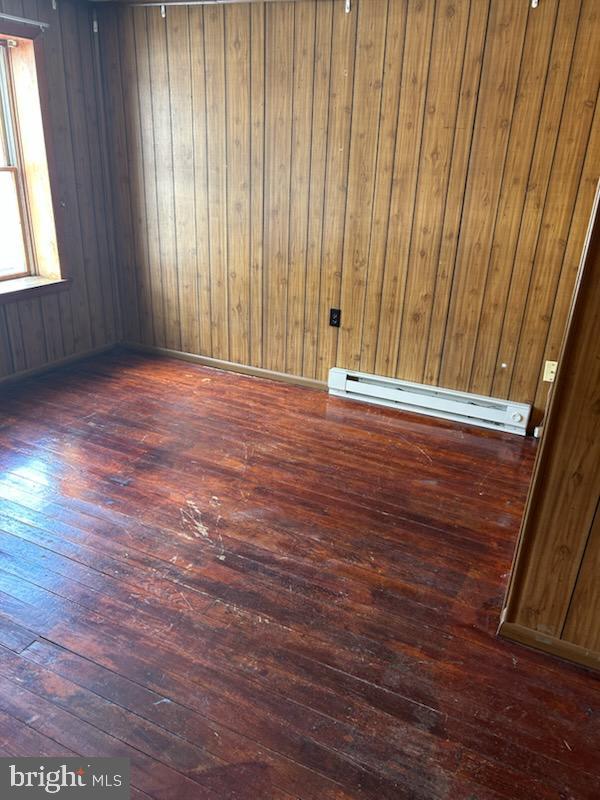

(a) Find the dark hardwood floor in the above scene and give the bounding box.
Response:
[0,348,598,799]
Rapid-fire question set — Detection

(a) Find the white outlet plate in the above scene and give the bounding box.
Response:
[543,360,558,382]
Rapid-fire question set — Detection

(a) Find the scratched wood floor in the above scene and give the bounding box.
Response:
[0,348,598,799]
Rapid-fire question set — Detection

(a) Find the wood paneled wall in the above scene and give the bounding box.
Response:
[501,181,600,671]
[101,0,597,416]
[0,0,120,380]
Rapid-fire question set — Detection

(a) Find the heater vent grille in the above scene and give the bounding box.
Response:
[328,368,531,436]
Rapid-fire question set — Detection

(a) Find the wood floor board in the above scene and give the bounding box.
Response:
[0,502,492,640]
[0,521,514,702]
[0,436,520,580]
[23,635,587,793]
[17,364,534,493]
[0,350,598,798]
[0,393,529,547]
[0,468,512,636]
[0,519,568,727]
[0,468,525,666]
[0,608,416,800]
[1,387,530,499]
[0,668,274,800]
[18,641,354,800]
[0,707,79,758]
[0,574,593,800]
[0,428,517,571]
[0,461,505,576]
[0,616,37,654]
[2,393,531,525]
[0,422,526,571]
[0,552,590,796]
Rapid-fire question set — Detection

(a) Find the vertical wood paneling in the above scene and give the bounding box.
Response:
[359,0,406,375]
[204,5,229,361]
[301,0,332,378]
[0,308,14,375]
[60,0,106,349]
[502,179,600,669]
[286,0,315,376]
[45,0,96,354]
[423,0,489,386]
[314,0,356,380]
[133,6,166,348]
[0,0,119,380]
[533,100,600,413]
[491,0,582,400]
[119,7,154,345]
[336,0,387,372]
[263,1,294,372]
[76,0,117,343]
[98,2,140,345]
[189,6,213,357]
[562,501,600,651]
[248,2,265,367]
[373,0,435,378]
[4,304,26,372]
[469,0,559,396]
[397,0,470,383]
[509,0,599,404]
[36,293,63,363]
[147,7,181,351]
[168,6,198,356]
[225,4,251,365]
[15,298,46,369]
[99,0,599,420]
[439,0,529,390]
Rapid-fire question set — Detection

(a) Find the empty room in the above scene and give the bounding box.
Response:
[0,0,599,796]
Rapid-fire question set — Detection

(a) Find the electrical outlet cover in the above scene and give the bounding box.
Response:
[329,308,341,328]
[543,360,558,382]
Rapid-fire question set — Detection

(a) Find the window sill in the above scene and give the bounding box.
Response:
[0,275,70,304]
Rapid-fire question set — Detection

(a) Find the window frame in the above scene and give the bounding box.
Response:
[0,38,34,282]
[0,165,32,281]
[0,12,70,303]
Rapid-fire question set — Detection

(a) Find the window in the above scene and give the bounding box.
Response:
[0,39,31,281]
[0,16,64,298]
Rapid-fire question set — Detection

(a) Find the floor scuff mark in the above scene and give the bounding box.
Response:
[181,498,227,561]
[397,434,433,465]
[181,499,210,539]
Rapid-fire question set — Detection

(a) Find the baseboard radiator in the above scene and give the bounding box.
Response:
[328,368,531,436]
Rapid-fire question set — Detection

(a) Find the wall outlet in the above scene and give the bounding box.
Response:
[329,308,341,328]
[543,360,558,382]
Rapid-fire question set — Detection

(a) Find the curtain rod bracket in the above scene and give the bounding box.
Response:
[531,0,539,8]
[160,4,166,18]
[345,0,351,13]
[51,0,57,10]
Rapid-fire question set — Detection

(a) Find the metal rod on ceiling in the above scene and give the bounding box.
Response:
[0,11,49,29]
[92,0,350,8]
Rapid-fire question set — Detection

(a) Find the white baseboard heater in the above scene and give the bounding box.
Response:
[328,368,531,436]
